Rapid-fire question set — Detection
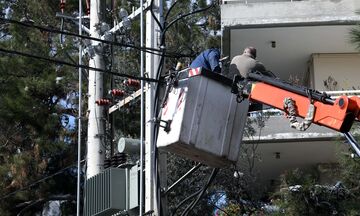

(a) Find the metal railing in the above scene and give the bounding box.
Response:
[324,90,360,98]
[221,0,304,4]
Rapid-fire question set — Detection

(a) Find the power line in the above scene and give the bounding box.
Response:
[0,17,194,58]
[181,168,219,216]
[164,3,216,34]
[0,47,162,83]
[0,160,86,200]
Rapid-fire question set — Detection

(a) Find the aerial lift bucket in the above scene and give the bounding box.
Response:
[157,68,249,167]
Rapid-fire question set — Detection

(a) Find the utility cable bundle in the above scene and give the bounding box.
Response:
[0,17,193,58]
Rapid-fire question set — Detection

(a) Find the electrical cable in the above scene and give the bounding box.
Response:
[180,168,219,216]
[0,17,193,58]
[76,1,83,215]
[0,159,86,200]
[140,0,145,215]
[165,163,203,195]
[170,170,221,216]
[147,2,167,215]
[164,3,216,35]
[150,0,164,32]
[58,5,89,82]
[17,194,75,216]
[109,0,116,158]
[152,1,219,120]
[147,2,218,215]
[164,0,178,22]
[209,202,230,216]
[171,189,201,216]
[0,47,162,83]
[151,1,218,124]
[146,0,219,137]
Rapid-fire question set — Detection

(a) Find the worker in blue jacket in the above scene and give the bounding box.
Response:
[190,48,221,73]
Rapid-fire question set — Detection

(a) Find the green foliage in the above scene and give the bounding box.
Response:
[0,0,81,214]
[350,15,360,51]
[350,27,360,50]
[220,203,240,216]
[167,156,248,215]
[269,150,360,216]
[1,0,227,215]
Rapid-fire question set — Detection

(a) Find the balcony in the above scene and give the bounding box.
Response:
[221,0,360,189]
[223,0,303,2]
[221,0,360,84]
[239,109,359,189]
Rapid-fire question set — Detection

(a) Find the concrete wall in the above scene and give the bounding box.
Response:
[221,0,360,27]
[309,53,360,91]
[224,0,296,3]
[222,0,296,4]
[228,25,357,82]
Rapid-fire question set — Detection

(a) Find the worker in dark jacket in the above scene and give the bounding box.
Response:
[190,48,221,73]
[227,46,275,79]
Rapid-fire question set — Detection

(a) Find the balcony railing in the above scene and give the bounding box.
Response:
[324,90,360,98]
[221,0,305,4]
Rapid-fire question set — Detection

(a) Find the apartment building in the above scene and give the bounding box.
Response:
[221,0,360,189]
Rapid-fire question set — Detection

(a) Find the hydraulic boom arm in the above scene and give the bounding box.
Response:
[232,73,360,156]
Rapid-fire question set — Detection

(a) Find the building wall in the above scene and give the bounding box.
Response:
[221,0,360,83]
[228,25,357,82]
[221,0,360,192]
[309,53,360,91]
[221,0,360,27]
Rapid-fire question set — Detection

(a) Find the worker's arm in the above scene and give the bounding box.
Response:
[208,49,221,73]
[252,61,277,78]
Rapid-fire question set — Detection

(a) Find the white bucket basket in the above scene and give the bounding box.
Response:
[157,68,249,167]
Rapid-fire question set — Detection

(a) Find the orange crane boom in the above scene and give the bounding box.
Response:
[232,72,360,156]
[249,82,360,132]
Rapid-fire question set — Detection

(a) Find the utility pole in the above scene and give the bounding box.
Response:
[86,0,106,179]
[145,0,163,214]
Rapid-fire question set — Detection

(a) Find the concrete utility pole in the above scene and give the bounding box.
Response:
[145,0,163,214]
[86,0,106,179]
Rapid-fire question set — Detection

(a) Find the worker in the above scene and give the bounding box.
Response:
[190,48,221,73]
[227,46,275,79]
[229,47,275,111]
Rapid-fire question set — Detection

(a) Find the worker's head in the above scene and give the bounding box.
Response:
[243,46,257,59]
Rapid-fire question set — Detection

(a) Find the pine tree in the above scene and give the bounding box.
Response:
[0,0,251,215]
[0,0,82,215]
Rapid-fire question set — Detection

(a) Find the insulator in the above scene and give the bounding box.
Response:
[111,153,127,167]
[110,89,125,97]
[124,79,140,88]
[95,99,111,106]
[104,158,111,169]
[60,0,66,13]
[86,0,90,15]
